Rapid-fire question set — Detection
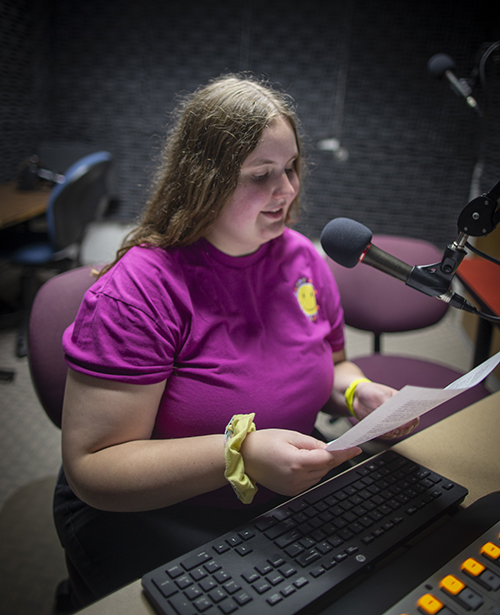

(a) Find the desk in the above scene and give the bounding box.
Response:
[76,392,500,615]
[457,258,500,367]
[0,181,50,229]
[0,181,50,372]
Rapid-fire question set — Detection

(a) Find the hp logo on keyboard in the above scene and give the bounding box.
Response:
[356,554,367,563]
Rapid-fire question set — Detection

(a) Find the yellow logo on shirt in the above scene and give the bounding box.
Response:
[294,277,318,321]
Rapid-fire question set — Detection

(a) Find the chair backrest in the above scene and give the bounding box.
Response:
[325,235,449,340]
[28,266,97,428]
[46,151,113,251]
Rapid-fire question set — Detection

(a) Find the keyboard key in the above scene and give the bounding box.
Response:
[190,567,207,582]
[273,508,292,521]
[152,575,178,598]
[266,592,283,605]
[181,551,212,571]
[219,600,238,614]
[256,562,273,575]
[275,530,302,549]
[214,569,231,583]
[166,564,184,579]
[208,587,227,603]
[284,543,304,558]
[254,517,276,532]
[253,579,272,594]
[241,569,260,584]
[293,576,309,589]
[296,549,320,567]
[266,571,284,586]
[233,591,253,606]
[213,542,230,555]
[317,540,333,555]
[328,535,344,548]
[184,586,202,600]
[268,553,286,567]
[175,575,192,589]
[222,580,242,595]
[235,544,253,557]
[168,593,198,615]
[199,578,217,592]
[226,535,243,547]
[204,561,221,574]
[193,595,213,612]
[278,563,296,578]
[239,528,255,541]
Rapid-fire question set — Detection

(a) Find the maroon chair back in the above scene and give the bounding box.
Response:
[325,235,449,336]
[28,266,97,428]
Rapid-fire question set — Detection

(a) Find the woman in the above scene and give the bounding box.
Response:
[55,74,417,604]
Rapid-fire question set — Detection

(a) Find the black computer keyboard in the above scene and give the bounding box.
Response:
[141,450,468,615]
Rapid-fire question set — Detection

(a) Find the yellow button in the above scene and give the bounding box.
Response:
[462,557,485,577]
[440,574,465,595]
[481,542,500,561]
[417,593,443,614]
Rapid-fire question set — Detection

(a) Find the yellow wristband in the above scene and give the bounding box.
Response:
[345,378,371,419]
[224,413,258,504]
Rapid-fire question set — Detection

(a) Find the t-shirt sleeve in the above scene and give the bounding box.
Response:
[62,252,184,384]
[63,291,176,384]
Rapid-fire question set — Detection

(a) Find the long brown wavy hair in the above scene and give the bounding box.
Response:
[99,74,305,276]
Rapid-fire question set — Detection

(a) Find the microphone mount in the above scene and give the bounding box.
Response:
[457,178,500,238]
[426,177,500,285]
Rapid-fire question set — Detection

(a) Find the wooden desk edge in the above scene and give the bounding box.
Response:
[0,181,50,228]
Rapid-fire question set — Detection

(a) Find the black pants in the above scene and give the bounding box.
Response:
[53,468,289,604]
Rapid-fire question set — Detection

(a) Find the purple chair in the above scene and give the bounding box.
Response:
[28,265,98,608]
[324,235,490,442]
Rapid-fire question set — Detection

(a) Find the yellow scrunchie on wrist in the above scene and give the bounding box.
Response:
[345,377,371,419]
[224,413,258,504]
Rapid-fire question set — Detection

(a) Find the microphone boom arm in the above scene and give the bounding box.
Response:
[361,244,473,310]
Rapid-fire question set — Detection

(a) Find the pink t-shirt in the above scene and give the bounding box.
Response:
[63,228,345,507]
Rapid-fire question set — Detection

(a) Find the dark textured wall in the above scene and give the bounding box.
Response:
[1,0,498,249]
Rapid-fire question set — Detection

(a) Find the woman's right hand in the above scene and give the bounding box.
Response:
[241,429,361,497]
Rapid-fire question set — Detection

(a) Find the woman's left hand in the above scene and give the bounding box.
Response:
[352,380,419,439]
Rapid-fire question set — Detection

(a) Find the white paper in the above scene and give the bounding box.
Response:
[326,350,500,452]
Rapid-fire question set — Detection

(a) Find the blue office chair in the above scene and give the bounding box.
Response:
[6,151,113,357]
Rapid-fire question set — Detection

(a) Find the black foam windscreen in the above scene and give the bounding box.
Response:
[427,53,456,78]
[320,218,373,268]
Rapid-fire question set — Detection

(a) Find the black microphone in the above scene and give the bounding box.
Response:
[427,53,482,116]
[320,217,476,313]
